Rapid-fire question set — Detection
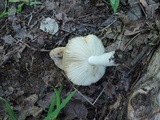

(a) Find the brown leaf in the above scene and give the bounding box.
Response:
[64,101,88,120]
[2,35,15,44]
[37,92,54,110]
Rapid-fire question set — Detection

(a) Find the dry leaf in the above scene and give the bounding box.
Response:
[64,101,88,120]
[2,35,15,44]
[40,17,59,35]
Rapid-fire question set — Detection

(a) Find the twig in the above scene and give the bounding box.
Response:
[124,33,141,50]
[139,2,147,19]
[99,18,117,32]
[74,87,95,106]
[53,33,70,48]
[118,26,125,49]
[98,95,107,120]
[61,71,95,106]
[92,85,106,105]
[16,38,37,51]
[27,13,33,26]
[73,14,93,21]
[62,71,106,106]
[140,107,160,120]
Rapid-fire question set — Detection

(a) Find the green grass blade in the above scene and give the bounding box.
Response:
[5,101,18,120]
[17,3,25,12]
[16,2,42,13]
[59,90,76,109]
[0,9,16,18]
[9,0,42,5]
[110,0,119,13]
[9,0,20,2]
[47,86,63,116]
[0,97,5,101]
[54,88,61,107]
[27,2,42,5]
[110,0,116,5]
[0,97,18,120]
[44,90,76,120]
[51,88,61,119]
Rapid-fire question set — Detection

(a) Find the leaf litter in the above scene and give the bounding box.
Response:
[0,0,160,119]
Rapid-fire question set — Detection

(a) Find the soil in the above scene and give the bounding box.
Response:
[0,0,160,120]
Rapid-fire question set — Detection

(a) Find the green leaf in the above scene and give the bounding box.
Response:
[54,88,61,107]
[17,3,25,12]
[9,0,20,2]
[16,2,42,13]
[0,1,42,18]
[27,2,42,5]
[47,86,63,116]
[44,90,76,120]
[9,0,42,5]
[110,0,119,13]
[110,0,116,5]
[0,11,8,18]
[0,0,12,18]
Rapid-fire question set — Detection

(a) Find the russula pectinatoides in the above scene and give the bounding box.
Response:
[49,34,126,86]
[49,47,65,70]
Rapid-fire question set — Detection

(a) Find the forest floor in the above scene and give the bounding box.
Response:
[0,0,160,120]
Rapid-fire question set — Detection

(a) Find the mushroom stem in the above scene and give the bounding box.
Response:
[88,51,116,66]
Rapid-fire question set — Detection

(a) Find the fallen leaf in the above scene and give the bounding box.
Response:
[40,17,59,35]
[124,21,144,36]
[55,13,63,20]
[18,106,42,119]
[64,101,88,120]
[18,94,40,119]
[37,92,54,110]
[45,1,56,11]
[8,6,17,21]
[29,106,42,117]
[104,82,116,99]
[145,0,159,19]
[25,94,38,105]
[37,36,44,47]
[127,3,142,21]
[2,35,15,44]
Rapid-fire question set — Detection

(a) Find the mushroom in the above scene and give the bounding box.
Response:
[63,34,118,86]
[49,47,65,70]
[49,34,125,86]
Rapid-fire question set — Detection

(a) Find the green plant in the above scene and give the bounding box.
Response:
[0,0,41,18]
[44,86,76,120]
[110,0,119,13]
[0,86,76,120]
[0,97,18,120]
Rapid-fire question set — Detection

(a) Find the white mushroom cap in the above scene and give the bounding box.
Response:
[63,34,106,86]
[49,47,65,70]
